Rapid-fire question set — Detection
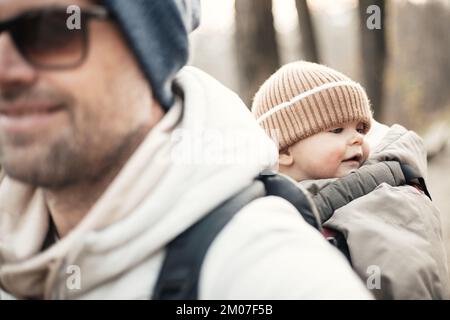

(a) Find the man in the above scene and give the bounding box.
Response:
[0,0,371,299]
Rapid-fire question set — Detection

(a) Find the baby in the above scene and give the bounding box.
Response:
[252,61,373,182]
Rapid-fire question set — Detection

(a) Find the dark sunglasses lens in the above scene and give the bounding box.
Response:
[12,10,86,68]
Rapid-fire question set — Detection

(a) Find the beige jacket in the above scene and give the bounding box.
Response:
[302,125,450,299]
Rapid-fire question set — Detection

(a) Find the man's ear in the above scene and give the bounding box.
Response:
[279,148,294,167]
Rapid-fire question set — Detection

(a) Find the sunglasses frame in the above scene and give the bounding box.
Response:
[0,5,109,70]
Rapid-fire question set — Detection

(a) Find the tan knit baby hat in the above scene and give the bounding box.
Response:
[252,61,373,151]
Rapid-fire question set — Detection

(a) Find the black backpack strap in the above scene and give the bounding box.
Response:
[257,173,321,231]
[152,181,265,300]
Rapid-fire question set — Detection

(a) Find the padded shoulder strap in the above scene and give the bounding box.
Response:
[313,160,432,222]
[152,181,265,300]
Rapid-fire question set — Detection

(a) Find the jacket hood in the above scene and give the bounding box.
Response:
[367,123,428,179]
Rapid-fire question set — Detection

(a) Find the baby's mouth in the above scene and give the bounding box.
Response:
[343,154,362,163]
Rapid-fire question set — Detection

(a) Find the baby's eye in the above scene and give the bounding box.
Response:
[329,128,343,134]
[356,125,366,134]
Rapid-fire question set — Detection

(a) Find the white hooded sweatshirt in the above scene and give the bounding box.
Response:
[0,67,371,300]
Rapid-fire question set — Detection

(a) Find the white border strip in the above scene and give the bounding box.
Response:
[256,80,363,124]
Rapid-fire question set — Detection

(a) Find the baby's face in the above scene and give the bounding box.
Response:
[289,121,370,180]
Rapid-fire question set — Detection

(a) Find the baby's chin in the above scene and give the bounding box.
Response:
[336,162,361,177]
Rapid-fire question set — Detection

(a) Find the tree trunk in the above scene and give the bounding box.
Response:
[358,0,386,120]
[295,0,320,63]
[235,0,280,107]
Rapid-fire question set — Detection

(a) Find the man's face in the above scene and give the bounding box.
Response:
[288,121,370,180]
[0,0,160,188]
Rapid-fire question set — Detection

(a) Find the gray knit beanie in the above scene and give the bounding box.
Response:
[104,0,201,111]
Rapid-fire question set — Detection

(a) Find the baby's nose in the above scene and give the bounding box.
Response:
[349,132,364,145]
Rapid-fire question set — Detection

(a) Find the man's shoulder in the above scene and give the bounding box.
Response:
[225,196,317,236]
[204,195,330,264]
[176,66,222,86]
[176,66,242,101]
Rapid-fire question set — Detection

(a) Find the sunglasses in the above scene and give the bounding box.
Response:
[0,6,109,69]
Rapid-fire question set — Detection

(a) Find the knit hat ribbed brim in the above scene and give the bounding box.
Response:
[252,61,373,151]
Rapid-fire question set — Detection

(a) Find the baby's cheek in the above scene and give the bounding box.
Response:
[327,148,346,164]
[362,141,370,161]
[316,150,343,174]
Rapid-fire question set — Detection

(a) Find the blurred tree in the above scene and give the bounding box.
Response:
[235,0,280,107]
[383,0,450,129]
[358,0,386,119]
[295,0,320,63]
